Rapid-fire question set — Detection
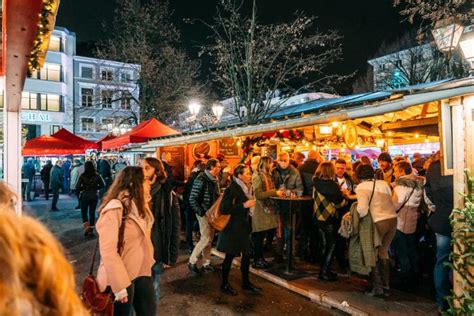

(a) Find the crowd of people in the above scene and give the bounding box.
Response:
[7,148,453,315]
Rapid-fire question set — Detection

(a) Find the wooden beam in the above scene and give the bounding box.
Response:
[420,103,429,118]
[381,116,438,131]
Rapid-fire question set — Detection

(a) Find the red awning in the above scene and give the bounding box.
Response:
[52,128,99,150]
[22,135,85,156]
[101,118,180,150]
[96,133,116,151]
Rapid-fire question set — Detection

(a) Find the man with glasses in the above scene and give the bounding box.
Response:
[188,158,222,274]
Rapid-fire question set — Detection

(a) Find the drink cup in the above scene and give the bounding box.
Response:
[285,189,291,197]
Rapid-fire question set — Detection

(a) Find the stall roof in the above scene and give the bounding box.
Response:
[102,118,179,150]
[22,136,85,156]
[52,128,99,150]
[95,133,116,151]
[144,77,474,148]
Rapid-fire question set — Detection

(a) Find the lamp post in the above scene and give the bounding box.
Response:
[188,101,202,116]
[212,103,224,121]
[431,19,464,54]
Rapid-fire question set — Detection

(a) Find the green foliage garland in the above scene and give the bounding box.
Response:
[448,169,474,315]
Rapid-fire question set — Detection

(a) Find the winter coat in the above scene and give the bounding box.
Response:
[50,165,63,189]
[61,160,71,179]
[313,178,346,222]
[150,181,181,265]
[272,165,303,191]
[375,168,395,185]
[76,172,105,199]
[298,159,319,196]
[96,193,155,293]
[355,180,397,223]
[425,160,454,236]
[70,164,85,190]
[97,159,112,180]
[183,170,201,210]
[392,175,423,234]
[217,180,252,255]
[40,163,52,183]
[189,171,220,217]
[22,162,36,180]
[251,172,278,233]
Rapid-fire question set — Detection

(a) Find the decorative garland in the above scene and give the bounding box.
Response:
[28,0,58,76]
[240,129,304,162]
[448,169,474,315]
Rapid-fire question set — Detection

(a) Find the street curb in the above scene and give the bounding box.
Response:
[211,248,369,316]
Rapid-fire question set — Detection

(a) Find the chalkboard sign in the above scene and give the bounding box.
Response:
[218,138,239,157]
[161,146,185,181]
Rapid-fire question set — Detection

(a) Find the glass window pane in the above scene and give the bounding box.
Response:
[21,92,31,109]
[40,94,47,111]
[48,36,61,52]
[47,64,61,81]
[81,67,93,79]
[47,94,60,111]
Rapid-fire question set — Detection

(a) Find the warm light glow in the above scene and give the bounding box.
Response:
[387,131,393,136]
[236,139,242,147]
[188,101,202,116]
[212,103,224,120]
[332,122,339,128]
[415,133,420,138]
[355,145,360,149]
[312,145,317,150]
[425,138,429,143]
[319,125,332,135]
[324,144,329,149]
[375,138,385,148]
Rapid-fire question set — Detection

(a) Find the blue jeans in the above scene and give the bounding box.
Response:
[152,264,162,301]
[434,233,452,311]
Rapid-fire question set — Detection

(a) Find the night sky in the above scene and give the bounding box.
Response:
[56,0,410,94]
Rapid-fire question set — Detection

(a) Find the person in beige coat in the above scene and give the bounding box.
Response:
[251,156,284,269]
[96,166,156,316]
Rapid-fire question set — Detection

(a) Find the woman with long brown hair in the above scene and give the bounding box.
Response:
[96,166,156,316]
[142,157,180,301]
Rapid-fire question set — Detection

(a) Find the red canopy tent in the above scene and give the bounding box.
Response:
[52,128,98,150]
[101,118,180,150]
[95,133,116,151]
[22,135,85,156]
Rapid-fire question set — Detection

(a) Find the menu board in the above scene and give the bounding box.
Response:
[218,138,239,157]
[161,146,185,181]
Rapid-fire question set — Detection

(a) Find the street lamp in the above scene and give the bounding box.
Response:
[459,25,474,72]
[432,19,464,54]
[212,103,224,121]
[188,101,202,116]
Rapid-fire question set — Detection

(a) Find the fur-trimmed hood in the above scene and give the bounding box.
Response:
[395,175,423,189]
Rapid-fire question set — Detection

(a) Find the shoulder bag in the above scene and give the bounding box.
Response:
[206,194,230,231]
[81,209,127,316]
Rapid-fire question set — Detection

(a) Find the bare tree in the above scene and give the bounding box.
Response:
[352,67,374,93]
[96,0,205,124]
[196,0,347,124]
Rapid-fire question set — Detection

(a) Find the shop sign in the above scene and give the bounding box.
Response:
[218,138,239,157]
[21,112,52,122]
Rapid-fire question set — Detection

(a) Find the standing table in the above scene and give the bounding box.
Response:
[268,195,313,280]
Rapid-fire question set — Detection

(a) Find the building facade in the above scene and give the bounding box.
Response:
[21,27,140,141]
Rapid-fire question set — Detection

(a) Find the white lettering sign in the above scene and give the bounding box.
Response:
[21,112,52,122]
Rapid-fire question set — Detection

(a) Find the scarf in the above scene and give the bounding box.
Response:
[233,176,255,216]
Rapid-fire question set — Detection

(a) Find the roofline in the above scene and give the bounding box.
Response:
[143,83,474,148]
[73,55,141,69]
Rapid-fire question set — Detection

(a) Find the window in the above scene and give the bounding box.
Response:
[101,90,113,108]
[81,66,94,79]
[48,36,61,52]
[81,88,94,107]
[120,91,132,110]
[40,94,61,112]
[101,118,114,131]
[21,92,37,110]
[101,69,114,81]
[0,90,4,109]
[120,71,132,82]
[81,118,95,132]
[31,63,61,81]
[50,125,62,134]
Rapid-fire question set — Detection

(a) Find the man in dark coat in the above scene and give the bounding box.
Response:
[183,160,204,253]
[424,153,453,313]
[50,160,63,211]
[375,153,395,185]
[297,150,322,262]
[40,160,53,200]
[21,158,36,201]
[61,158,71,194]
[97,155,112,197]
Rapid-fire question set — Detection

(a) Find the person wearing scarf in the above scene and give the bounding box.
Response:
[217,164,261,295]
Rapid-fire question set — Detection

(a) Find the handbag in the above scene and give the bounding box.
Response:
[81,210,127,315]
[206,194,230,231]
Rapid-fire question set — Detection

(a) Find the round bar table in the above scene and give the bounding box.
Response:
[270,195,313,278]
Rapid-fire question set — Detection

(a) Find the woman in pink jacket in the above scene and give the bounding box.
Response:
[96,166,156,316]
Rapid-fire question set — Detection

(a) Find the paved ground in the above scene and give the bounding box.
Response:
[23,195,344,316]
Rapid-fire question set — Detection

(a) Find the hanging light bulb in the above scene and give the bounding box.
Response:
[312,145,317,150]
[415,133,420,139]
[332,121,340,128]
[236,138,242,147]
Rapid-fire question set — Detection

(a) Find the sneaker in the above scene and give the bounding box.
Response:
[187,262,201,275]
[202,264,216,273]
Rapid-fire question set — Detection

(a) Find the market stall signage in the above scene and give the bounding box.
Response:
[192,142,211,159]
[218,138,239,157]
[344,121,358,149]
[21,112,52,122]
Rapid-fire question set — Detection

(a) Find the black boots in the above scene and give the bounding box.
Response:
[221,283,238,296]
